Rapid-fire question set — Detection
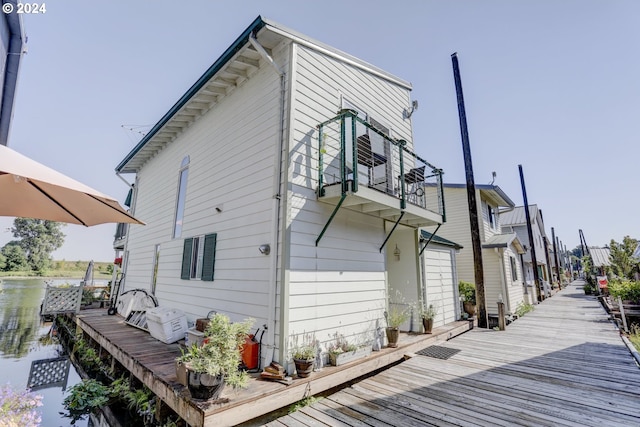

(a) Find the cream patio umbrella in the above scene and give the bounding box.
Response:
[0,144,144,226]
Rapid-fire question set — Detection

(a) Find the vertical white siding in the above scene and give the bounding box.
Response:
[285,44,413,349]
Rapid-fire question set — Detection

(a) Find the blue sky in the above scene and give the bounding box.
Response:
[1,0,637,261]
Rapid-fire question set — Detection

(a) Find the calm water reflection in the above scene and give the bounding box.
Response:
[0,278,87,427]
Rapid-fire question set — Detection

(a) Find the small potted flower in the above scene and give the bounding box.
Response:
[384,290,411,348]
[290,334,317,378]
[418,302,438,334]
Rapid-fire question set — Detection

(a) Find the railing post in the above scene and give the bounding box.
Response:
[340,114,347,194]
[351,112,358,192]
[317,125,324,197]
[398,140,406,210]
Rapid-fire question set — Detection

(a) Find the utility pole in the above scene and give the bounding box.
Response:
[452,52,487,328]
[552,229,561,289]
[519,165,541,302]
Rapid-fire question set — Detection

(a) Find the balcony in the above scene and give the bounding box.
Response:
[317,109,445,237]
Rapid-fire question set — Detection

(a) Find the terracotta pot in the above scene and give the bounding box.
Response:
[293,358,314,378]
[175,360,188,386]
[385,327,400,348]
[463,301,476,316]
[422,318,434,334]
[187,371,225,400]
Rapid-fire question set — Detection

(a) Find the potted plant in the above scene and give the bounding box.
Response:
[384,292,411,348]
[291,341,316,378]
[459,281,476,316]
[327,333,372,366]
[418,302,438,334]
[176,313,253,400]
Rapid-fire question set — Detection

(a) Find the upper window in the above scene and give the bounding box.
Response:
[181,233,217,281]
[488,204,498,230]
[173,156,190,238]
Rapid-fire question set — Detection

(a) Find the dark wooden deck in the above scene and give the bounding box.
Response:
[267,281,640,427]
[73,309,473,427]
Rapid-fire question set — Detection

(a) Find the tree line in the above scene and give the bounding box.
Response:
[0,218,65,275]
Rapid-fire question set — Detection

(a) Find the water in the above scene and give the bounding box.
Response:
[0,278,87,427]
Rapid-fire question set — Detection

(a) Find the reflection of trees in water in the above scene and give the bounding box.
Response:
[0,279,45,358]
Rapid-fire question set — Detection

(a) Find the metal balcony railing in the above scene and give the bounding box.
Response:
[317,109,444,217]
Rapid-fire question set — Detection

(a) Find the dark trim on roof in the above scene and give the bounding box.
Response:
[440,183,514,207]
[0,3,24,146]
[115,16,267,172]
[420,230,463,250]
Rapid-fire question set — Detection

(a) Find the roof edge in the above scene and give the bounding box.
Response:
[116,15,267,172]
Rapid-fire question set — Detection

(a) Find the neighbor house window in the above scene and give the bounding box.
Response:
[510,256,518,281]
[173,156,190,238]
[181,233,217,281]
[488,205,498,230]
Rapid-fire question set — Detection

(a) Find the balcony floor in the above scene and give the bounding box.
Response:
[319,183,442,228]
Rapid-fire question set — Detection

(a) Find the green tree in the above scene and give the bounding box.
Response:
[609,236,639,280]
[11,219,65,274]
[1,242,28,271]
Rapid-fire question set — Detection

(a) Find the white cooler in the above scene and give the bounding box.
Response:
[146,306,188,344]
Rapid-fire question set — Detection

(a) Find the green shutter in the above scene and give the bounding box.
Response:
[201,233,217,281]
[181,238,193,280]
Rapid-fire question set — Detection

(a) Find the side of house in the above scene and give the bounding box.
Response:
[431,184,526,316]
[116,17,447,364]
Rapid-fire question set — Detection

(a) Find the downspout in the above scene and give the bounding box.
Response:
[250,33,286,365]
[496,248,511,314]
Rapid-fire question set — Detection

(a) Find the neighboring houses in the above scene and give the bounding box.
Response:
[114,17,449,366]
[0,2,25,145]
[428,184,527,317]
[589,246,611,276]
[500,204,552,288]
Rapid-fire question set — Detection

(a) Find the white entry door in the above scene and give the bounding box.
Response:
[424,248,457,326]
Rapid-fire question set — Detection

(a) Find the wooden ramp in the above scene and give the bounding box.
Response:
[268,281,640,427]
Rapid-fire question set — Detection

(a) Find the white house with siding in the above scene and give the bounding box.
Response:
[114,17,447,367]
[500,205,552,289]
[428,184,529,318]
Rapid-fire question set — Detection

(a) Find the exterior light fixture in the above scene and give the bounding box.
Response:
[259,244,270,255]
[394,244,401,261]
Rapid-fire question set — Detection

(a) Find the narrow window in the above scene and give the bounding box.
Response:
[510,256,518,281]
[488,205,497,230]
[151,244,160,295]
[173,156,190,238]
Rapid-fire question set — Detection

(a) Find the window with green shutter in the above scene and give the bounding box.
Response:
[181,233,217,281]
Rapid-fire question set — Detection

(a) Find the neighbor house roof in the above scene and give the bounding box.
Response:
[441,183,515,208]
[589,247,611,267]
[499,205,539,226]
[116,16,412,174]
[420,230,463,250]
[482,233,525,254]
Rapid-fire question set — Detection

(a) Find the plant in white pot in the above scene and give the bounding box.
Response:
[177,313,254,400]
[327,333,372,366]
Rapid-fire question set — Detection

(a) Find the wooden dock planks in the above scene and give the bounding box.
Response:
[272,281,640,427]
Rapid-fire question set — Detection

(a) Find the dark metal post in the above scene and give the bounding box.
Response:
[452,52,487,328]
[552,229,561,289]
[519,165,541,302]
